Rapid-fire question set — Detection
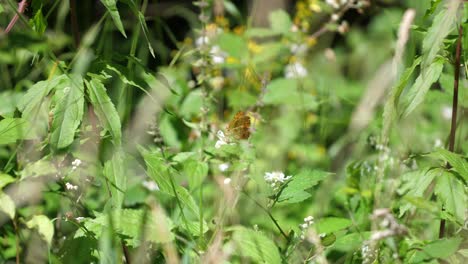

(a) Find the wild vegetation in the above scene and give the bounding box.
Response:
[0,0,466,263]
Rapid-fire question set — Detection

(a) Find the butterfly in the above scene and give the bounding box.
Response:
[226,111,251,140]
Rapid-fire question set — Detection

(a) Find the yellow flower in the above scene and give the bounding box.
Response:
[248,41,263,54]
[226,56,239,64]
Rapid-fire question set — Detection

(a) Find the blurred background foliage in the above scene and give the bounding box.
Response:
[0,0,466,263]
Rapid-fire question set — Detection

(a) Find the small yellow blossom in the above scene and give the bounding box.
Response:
[248,41,263,54]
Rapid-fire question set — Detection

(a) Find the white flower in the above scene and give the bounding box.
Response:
[219,163,230,172]
[434,138,443,148]
[215,130,228,149]
[195,36,209,47]
[304,216,314,223]
[264,171,292,184]
[442,106,452,120]
[284,62,308,78]
[75,217,85,223]
[264,171,292,190]
[65,182,78,191]
[290,43,308,55]
[326,0,348,9]
[142,180,159,191]
[210,46,226,64]
[223,178,232,185]
[71,159,82,170]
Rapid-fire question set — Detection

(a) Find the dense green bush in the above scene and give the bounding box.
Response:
[0,0,466,263]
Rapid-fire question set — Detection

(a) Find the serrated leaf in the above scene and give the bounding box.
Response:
[315,217,352,234]
[400,58,444,117]
[85,78,122,144]
[231,226,281,264]
[0,173,15,189]
[50,75,85,149]
[0,192,15,219]
[181,220,209,236]
[422,0,462,70]
[428,148,468,180]
[0,118,36,145]
[29,7,47,35]
[435,170,466,224]
[103,150,127,208]
[422,237,463,259]
[18,74,67,118]
[100,0,127,37]
[278,170,329,203]
[398,168,437,217]
[26,215,54,246]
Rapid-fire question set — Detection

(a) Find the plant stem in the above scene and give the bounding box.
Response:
[439,23,463,239]
[241,191,289,240]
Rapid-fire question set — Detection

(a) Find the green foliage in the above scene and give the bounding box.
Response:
[0,0,466,263]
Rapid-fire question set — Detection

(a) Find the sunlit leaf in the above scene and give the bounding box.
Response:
[26,215,54,246]
[428,148,468,180]
[278,170,330,204]
[0,118,36,145]
[85,78,122,144]
[315,217,352,234]
[399,57,444,117]
[50,75,85,149]
[103,150,127,208]
[0,192,15,219]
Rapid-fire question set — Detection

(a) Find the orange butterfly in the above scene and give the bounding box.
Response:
[226,111,251,140]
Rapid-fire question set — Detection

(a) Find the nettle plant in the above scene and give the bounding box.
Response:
[0,0,466,263]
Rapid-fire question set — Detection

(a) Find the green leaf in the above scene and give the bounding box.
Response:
[422,0,461,70]
[183,159,208,190]
[435,170,466,224]
[263,78,298,104]
[428,148,468,180]
[422,237,463,259]
[100,0,127,37]
[20,158,57,179]
[216,33,248,59]
[0,91,23,118]
[29,7,47,35]
[269,9,292,34]
[0,173,15,189]
[315,217,352,234]
[0,192,15,219]
[382,57,421,139]
[18,75,67,118]
[103,150,127,208]
[159,115,181,148]
[333,232,371,252]
[278,170,329,204]
[50,75,85,149]
[78,209,174,246]
[0,118,36,145]
[400,57,444,117]
[181,220,209,236]
[398,168,437,217]
[85,78,122,144]
[26,215,54,246]
[231,226,281,264]
[180,90,203,119]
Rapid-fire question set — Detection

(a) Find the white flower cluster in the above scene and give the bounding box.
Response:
[218,163,230,172]
[264,171,292,190]
[299,215,315,240]
[65,182,78,191]
[361,243,376,264]
[326,0,349,9]
[284,62,308,79]
[71,159,82,171]
[195,31,227,65]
